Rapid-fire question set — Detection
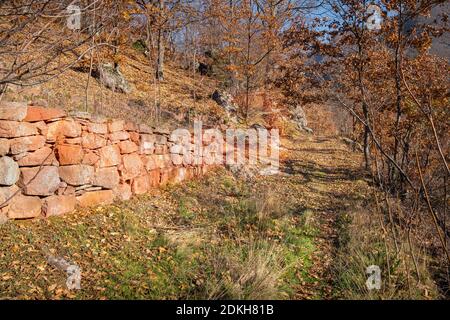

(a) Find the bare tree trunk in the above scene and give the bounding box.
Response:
[156,0,165,81]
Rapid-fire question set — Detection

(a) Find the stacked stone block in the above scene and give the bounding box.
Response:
[0,102,210,220]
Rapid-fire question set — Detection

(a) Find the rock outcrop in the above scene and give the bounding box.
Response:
[99,63,131,94]
[292,105,313,134]
[212,90,238,114]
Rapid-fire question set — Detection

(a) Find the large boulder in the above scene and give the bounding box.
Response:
[0,156,20,186]
[99,63,131,94]
[292,105,313,133]
[211,90,238,113]
[292,105,307,128]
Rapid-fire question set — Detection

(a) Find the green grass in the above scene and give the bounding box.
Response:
[0,168,322,299]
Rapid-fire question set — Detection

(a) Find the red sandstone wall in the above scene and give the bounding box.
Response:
[0,102,210,219]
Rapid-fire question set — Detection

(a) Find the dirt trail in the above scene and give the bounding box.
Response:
[0,133,372,299]
[278,135,370,298]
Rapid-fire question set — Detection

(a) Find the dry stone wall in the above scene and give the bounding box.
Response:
[0,102,211,220]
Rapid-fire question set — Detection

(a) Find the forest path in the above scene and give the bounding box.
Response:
[278,135,371,298]
[0,133,372,299]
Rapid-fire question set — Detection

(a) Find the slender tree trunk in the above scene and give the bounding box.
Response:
[156,0,165,81]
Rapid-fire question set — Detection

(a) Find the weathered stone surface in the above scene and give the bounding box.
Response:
[46,120,82,141]
[173,167,187,183]
[140,134,156,143]
[171,153,183,166]
[148,169,160,187]
[129,132,140,143]
[138,124,152,134]
[142,155,158,171]
[42,195,76,217]
[56,144,84,165]
[0,102,28,121]
[124,121,138,131]
[10,135,46,154]
[82,151,99,165]
[0,138,10,156]
[154,144,168,155]
[34,121,48,135]
[0,185,19,207]
[69,111,91,120]
[98,145,121,167]
[108,120,124,132]
[119,140,138,154]
[94,167,120,189]
[82,132,107,149]
[24,106,66,122]
[109,131,130,141]
[20,166,60,196]
[155,134,167,145]
[160,154,172,168]
[0,121,38,138]
[211,89,238,113]
[76,190,115,207]
[153,127,170,135]
[59,165,94,186]
[139,134,155,154]
[160,168,173,185]
[131,175,150,194]
[8,194,41,219]
[17,147,58,166]
[120,153,143,180]
[99,64,131,94]
[87,122,108,134]
[113,183,132,201]
[0,156,20,185]
[170,144,184,154]
[65,137,82,144]
[63,185,76,196]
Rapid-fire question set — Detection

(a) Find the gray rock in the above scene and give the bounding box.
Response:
[99,63,131,94]
[292,105,313,133]
[0,156,20,186]
[212,90,237,113]
[341,137,363,151]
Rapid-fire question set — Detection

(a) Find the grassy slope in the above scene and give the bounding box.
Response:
[0,133,379,299]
